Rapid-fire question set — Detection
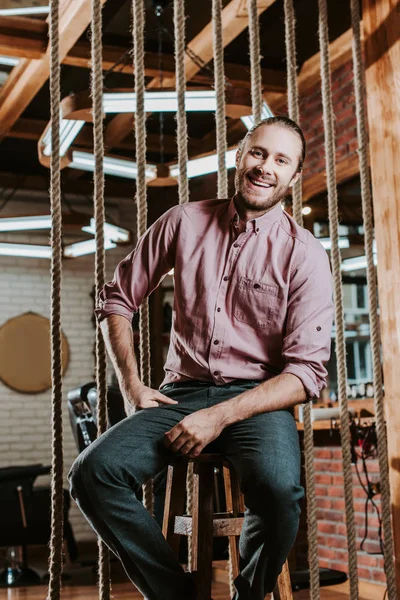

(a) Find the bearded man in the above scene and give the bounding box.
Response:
[69,116,334,600]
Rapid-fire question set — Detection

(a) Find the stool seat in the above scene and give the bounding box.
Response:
[162,453,293,600]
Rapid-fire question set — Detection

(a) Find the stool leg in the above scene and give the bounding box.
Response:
[273,560,293,600]
[223,465,241,581]
[190,461,214,600]
[162,461,188,559]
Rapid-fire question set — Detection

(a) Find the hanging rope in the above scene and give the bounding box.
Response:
[174,0,189,205]
[247,0,262,124]
[283,1,320,598]
[212,0,228,199]
[349,1,397,597]
[47,1,64,599]
[133,0,154,515]
[91,0,111,598]
[318,0,359,597]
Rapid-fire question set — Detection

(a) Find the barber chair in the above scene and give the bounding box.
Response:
[0,464,77,587]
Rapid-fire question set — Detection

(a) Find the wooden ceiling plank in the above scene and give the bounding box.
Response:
[0,0,110,140]
[0,16,47,59]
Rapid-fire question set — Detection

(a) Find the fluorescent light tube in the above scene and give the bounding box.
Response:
[241,102,274,130]
[169,148,237,179]
[0,243,52,259]
[64,239,116,258]
[43,119,85,157]
[103,91,217,114]
[69,151,157,180]
[341,254,378,272]
[0,56,19,67]
[82,218,130,243]
[319,237,350,250]
[0,215,52,232]
[0,6,50,15]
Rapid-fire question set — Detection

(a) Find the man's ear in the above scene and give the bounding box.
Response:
[289,170,302,187]
[235,149,241,168]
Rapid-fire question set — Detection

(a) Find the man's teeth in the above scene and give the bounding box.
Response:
[249,178,272,188]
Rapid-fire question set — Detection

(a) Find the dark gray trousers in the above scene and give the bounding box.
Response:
[68,380,304,600]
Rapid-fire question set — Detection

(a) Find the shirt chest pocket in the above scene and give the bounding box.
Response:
[234,277,279,329]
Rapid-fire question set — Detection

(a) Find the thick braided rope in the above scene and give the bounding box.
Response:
[174,0,189,205]
[283,1,320,597]
[283,0,302,226]
[247,0,262,124]
[185,462,195,571]
[47,1,64,598]
[318,0,359,597]
[91,1,111,597]
[132,0,154,515]
[350,1,396,597]
[212,0,228,199]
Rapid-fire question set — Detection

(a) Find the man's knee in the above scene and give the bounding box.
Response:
[244,468,304,513]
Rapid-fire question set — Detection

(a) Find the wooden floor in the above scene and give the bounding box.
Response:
[0,579,387,600]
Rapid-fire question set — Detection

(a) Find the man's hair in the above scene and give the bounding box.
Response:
[237,116,307,172]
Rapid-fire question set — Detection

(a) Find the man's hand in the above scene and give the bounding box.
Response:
[123,382,178,412]
[164,408,225,458]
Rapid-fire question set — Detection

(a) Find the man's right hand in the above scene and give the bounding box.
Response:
[123,382,178,412]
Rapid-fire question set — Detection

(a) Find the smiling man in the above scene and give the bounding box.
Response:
[69,116,334,600]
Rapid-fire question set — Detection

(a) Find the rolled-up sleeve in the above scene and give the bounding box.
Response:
[281,236,334,399]
[95,204,183,323]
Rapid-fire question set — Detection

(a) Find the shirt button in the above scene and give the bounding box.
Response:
[213,371,220,376]
[223,276,229,281]
[256,228,260,233]
[214,340,219,345]
[217,307,221,312]
[317,326,322,331]
[233,243,239,248]
[254,283,261,289]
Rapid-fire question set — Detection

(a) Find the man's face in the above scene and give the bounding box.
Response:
[234,124,302,214]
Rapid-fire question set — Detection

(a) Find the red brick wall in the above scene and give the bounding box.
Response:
[298,59,359,189]
[314,447,385,585]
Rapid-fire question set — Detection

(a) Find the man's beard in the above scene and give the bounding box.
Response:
[234,169,291,213]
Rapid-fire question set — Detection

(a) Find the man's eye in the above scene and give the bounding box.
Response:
[277,158,287,164]
[252,150,262,157]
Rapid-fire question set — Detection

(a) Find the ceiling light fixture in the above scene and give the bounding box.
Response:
[319,237,350,250]
[64,239,116,258]
[68,151,158,181]
[0,215,52,232]
[42,119,85,157]
[0,6,50,16]
[82,218,130,243]
[341,254,378,272]
[0,56,19,67]
[0,243,52,259]
[240,102,274,130]
[169,148,237,179]
[103,90,218,113]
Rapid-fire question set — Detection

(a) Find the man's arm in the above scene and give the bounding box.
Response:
[101,314,177,414]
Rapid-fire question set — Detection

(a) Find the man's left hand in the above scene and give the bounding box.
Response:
[164,408,225,458]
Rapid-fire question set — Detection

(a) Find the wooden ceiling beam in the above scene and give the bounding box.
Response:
[0,16,47,59]
[0,0,110,140]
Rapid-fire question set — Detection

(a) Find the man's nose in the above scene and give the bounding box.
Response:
[255,157,273,175]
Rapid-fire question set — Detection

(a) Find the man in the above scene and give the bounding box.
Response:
[69,116,334,600]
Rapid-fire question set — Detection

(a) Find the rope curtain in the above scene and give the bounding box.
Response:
[90,0,111,598]
[132,0,154,515]
[174,0,189,205]
[349,1,397,597]
[212,0,228,199]
[318,0,359,597]
[247,0,263,124]
[283,1,321,598]
[47,1,64,598]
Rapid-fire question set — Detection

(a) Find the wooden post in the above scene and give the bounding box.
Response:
[362,0,400,593]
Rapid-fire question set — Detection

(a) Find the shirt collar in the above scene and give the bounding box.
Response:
[227,197,284,234]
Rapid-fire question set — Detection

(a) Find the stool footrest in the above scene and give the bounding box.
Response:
[174,514,244,537]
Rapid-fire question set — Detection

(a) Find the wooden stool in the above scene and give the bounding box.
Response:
[162,453,293,600]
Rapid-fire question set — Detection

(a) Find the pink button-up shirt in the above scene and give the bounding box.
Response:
[96,198,334,398]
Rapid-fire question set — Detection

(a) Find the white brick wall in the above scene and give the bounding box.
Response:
[0,195,136,542]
